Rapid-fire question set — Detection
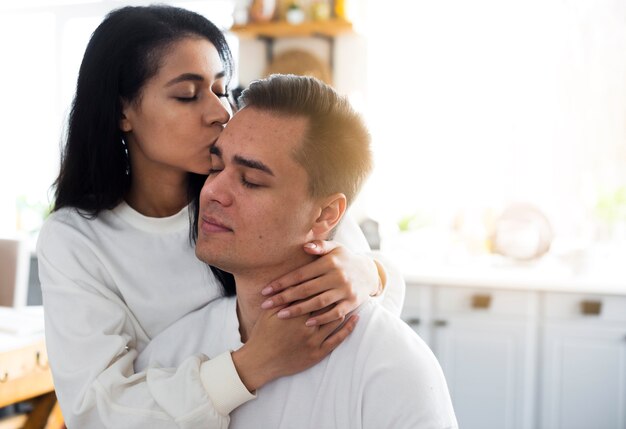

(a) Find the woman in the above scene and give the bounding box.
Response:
[37,5,404,428]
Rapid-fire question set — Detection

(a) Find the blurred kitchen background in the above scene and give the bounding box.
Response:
[0,1,625,428]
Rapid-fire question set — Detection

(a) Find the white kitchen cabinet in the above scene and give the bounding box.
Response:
[402,282,626,429]
[540,293,626,429]
[430,286,538,429]
[400,283,432,344]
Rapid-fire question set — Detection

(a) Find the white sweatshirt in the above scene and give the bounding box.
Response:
[37,202,405,428]
[137,297,458,429]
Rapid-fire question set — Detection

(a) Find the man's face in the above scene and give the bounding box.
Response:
[196,107,318,274]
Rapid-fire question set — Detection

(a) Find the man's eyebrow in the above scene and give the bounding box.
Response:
[233,155,274,176]
[211,146,274,176]
[166,70,227,87]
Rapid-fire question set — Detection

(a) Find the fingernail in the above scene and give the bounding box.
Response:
[305,318,317,327]
[277,309,290,318]
[261,286,273,295]
[304,242,317,249]
[261,300,274,309]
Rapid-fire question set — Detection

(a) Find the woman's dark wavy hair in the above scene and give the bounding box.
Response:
[52,4,233,218]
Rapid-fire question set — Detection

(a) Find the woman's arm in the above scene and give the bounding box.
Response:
[136,296,358,394]
[38,218,243,428]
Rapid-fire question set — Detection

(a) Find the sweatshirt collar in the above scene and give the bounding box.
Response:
[112,201,189,234]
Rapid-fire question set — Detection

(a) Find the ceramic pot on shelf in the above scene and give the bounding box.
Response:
[250,0,277,23]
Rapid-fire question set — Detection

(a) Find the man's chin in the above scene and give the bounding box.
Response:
[195,245,216,265]
[195,247,230,271]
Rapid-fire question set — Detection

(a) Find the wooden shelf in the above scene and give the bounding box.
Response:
[229,19,353,39]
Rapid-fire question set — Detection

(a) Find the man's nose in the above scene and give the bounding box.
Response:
[200,171,233,207]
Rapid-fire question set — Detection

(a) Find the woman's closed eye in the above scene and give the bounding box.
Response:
[175,89,228,102]
[175,94,198,102]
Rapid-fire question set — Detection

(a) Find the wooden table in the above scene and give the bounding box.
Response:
[0,336,63,429]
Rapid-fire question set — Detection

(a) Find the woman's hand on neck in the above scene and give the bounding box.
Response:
[233,251,318,343]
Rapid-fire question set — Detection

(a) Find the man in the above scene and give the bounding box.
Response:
[137,75,457,428]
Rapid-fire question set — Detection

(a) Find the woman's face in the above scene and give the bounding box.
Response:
[121,37,231,177]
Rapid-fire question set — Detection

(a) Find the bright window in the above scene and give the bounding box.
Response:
[358,0,626,249]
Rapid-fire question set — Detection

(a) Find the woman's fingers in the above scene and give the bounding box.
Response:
[262,258,340,299]
[306,301,354,326]
[319,314,359,353]
[261,241,344,297]
[302,239,341,256]
[260,243,375,328]
[275,288,345,320]
[263,273,341,310]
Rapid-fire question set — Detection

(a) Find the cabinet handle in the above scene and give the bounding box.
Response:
[433,319,448,327]
[471,294,492,309]
[580,300,602,316]
[405,317,421,327]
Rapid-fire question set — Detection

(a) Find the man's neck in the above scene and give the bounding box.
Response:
[235,251,317,342]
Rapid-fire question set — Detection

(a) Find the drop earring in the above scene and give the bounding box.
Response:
[121,138,130,175]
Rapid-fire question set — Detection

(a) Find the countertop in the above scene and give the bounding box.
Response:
[386,244,626,296]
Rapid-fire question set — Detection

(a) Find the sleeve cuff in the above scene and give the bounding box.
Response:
[200,351,256,416]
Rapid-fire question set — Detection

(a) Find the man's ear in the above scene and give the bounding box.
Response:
[119,98,133,132]
[312,193,347,236]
